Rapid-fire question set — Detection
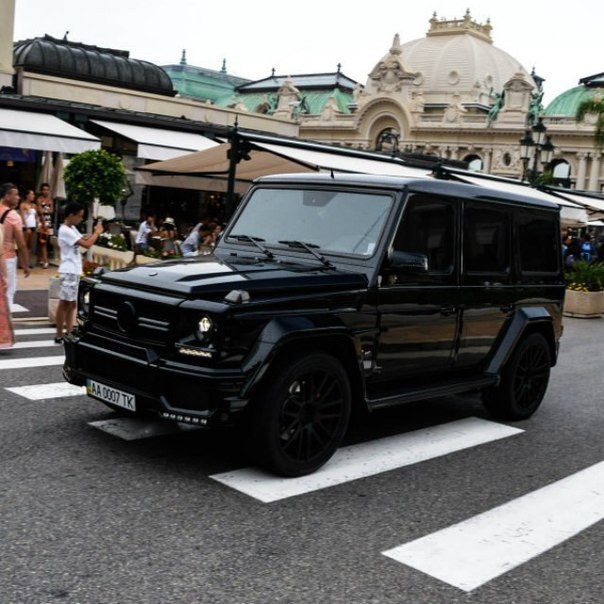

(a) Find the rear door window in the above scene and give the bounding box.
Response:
[463,205,511,280]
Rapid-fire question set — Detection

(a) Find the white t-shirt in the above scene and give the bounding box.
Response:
[135,220,152,245]
[58,224,83,275]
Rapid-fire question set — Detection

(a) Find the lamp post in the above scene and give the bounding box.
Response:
[519,117,555,185]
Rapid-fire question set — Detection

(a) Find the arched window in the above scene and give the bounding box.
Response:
[551,160,571,188]
[464,154,483,172]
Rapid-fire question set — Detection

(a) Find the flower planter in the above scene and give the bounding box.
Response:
[563,289,604,318]
[90,245,156,269]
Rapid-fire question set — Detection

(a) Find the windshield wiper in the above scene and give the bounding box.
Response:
[228,234,274,259]
[278,240,333,268]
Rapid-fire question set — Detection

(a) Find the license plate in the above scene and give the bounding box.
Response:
[86,379,136,412]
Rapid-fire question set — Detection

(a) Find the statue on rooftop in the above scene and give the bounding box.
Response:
[487,90,505,127]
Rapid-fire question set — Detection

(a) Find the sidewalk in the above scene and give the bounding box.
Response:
[13,264,55,322]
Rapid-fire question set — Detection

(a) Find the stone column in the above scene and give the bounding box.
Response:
[588,153,601,192]
[0,0,15,89]
[575,153,588,190]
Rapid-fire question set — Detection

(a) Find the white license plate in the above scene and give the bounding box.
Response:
[86,379,136,412]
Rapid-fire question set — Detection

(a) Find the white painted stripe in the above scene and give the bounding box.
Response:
[13,340,63,349]
[10,303,28,313]
[210,417,523,503]
[0,356,64,370]
[6,382,85,400]
[382,461,604,592]
[14,328,55,336]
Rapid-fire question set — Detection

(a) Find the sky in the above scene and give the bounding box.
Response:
[11,0,604,106]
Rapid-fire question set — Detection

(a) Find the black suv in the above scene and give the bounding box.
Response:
[64,174,565,476]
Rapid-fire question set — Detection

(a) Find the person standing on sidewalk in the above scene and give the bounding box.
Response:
[54,202,104,343]
[0,182,31,310]
[0,218,15,349]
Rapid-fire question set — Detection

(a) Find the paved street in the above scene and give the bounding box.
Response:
[1,286,603,603]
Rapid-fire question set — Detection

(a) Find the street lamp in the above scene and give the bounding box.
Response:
[519,117,555,185]
[376,128,400,158]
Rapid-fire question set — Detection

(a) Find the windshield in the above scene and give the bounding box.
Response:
[226,187,393,257]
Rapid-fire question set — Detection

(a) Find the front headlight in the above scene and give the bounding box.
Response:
[196,314,215,343]
[77,286,91,319]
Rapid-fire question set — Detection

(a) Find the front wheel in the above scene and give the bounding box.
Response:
[482,333,551,420]
[252,352,351,477]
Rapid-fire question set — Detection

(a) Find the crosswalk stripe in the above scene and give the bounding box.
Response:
[14,328,55,336]
[6,382,85,400]
[13,340,63,349]
[210,417,523,503]
[10,303,28,313]
[382,460,604,592]
[0,356,64,370]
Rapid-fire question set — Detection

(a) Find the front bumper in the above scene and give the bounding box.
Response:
[63,332,249,426]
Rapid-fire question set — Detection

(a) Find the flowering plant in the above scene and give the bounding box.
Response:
[82,261,101,276]
[565,260,604,292]
[97,232,128,251]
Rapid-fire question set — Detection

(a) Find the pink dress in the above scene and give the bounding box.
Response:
[0,229,14,349]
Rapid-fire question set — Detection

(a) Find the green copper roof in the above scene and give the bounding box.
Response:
[544,85,602,117]
[214,88,355,116]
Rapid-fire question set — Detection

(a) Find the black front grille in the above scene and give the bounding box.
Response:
[90,287,176,345]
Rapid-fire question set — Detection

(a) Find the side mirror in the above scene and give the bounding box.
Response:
[389,250,428,273]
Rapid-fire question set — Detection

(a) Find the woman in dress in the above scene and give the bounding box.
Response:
[0,224,15,349]
[36,183,54,269]
[19,188,38,264]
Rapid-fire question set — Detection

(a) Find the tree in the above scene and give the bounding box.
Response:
[64,148,127,212]
[576,95,604,151]
[63,149,127,258]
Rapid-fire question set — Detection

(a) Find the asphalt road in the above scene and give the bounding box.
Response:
[1,317,603,604]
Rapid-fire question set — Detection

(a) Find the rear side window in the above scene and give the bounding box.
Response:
[518,212,560,273]
[394,195,455,274]
[464,206,510,274]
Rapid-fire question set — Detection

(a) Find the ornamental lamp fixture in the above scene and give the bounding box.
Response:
[519,117,555,185]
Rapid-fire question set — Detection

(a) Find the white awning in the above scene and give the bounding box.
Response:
[546,189,604,213]
[137,139,431,192]
[91,120,219,161]
[253,142,431,178]
[452,172,580,207]
[0,108,101,154]
[449,171,589,226]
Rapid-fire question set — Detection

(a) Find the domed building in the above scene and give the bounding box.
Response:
[296,11,543,178]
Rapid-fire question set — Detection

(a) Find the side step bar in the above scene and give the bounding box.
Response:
[367,375,499,411]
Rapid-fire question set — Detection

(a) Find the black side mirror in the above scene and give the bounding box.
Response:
[389,250,428,273]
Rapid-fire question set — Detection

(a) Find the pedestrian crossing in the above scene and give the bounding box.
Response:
[2,324,603,593]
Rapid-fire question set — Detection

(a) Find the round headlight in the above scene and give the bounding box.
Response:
[198,316,213,334]
[78,288,91,316]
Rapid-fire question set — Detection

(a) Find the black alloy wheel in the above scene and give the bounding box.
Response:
[482,332,551,420]
[252,352,351,477]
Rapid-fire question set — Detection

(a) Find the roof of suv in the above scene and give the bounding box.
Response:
[254,173,561,210]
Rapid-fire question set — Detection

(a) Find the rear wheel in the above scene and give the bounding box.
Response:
[482,333,551,420]
[252,352,351,477]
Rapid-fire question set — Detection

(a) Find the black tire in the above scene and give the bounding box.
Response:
[251,352,351,477]
[482,333,551,420]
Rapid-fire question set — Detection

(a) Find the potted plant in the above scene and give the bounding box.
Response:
[63,149,127,245]
[564,260,604,318]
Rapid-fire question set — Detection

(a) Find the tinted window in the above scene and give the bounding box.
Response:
[464,206,510,274]
[518,212,560,272]
[226,187,393,257]
[393,195,455,273]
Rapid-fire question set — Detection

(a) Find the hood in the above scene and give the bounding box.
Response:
[98,254,368,300]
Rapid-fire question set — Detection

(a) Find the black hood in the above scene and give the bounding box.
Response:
[98,254,368,300]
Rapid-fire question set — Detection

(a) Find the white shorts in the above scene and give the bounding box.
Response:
[59,272,80,302]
